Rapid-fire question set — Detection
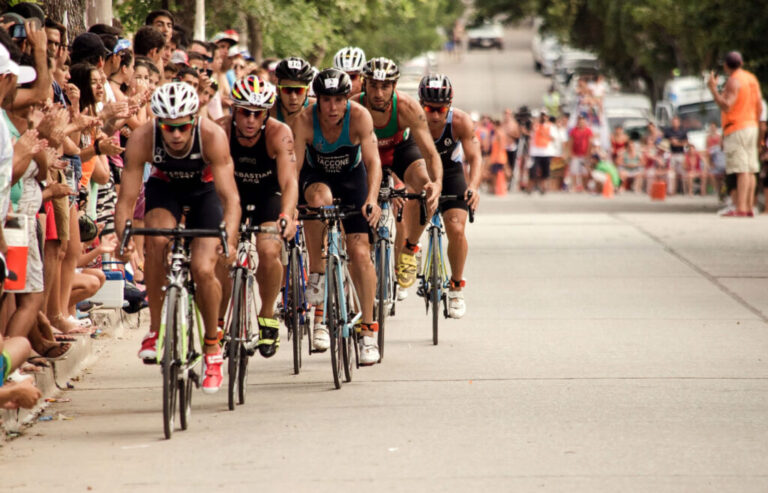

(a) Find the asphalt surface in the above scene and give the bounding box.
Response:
[3,27,768,492]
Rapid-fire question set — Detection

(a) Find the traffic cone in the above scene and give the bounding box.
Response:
[494,168,507,196]
[602,175,614,199]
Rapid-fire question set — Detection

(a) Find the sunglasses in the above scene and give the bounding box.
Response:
[347,72,360,81]
[158,119,195,133]
[278,85,308,96]
[196,67,213,77]
[233,64,246,70]
[236,107,267,118]
[423,104,449,114]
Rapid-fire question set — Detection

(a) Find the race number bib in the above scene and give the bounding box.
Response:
[288,59,302,70]
[373,69,387,81]
[325,78,339,89]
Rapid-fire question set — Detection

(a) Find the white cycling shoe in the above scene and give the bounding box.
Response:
[396,286,408,301]
[313,324,330,351]
[447,290,466,319]
[307,273,325,306]
[359,335,380,365]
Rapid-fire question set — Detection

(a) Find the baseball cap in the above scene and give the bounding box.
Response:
[0,43,37,84]
[71,32,111,62]
[211,30,239,46]
[724,51,743,68]
[170,49,188,66]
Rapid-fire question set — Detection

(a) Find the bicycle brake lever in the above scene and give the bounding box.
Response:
[466,191,475,223]
[419,193,427,225]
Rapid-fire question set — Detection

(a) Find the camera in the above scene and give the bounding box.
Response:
[514,105,533,131]
[11,23,26,39]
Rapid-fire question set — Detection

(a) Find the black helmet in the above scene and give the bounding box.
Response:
[312,68,351,96]
[418,74,453,104]
[274,57,314,84]
[79,214,98,242]
[362,57,400,82]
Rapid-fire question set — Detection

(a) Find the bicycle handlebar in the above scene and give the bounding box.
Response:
[119,219,230,257]
[297,203,365,222]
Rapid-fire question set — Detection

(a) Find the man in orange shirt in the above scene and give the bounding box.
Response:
[708,51,763,216]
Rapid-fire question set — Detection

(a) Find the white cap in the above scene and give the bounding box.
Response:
[0,44,36,85]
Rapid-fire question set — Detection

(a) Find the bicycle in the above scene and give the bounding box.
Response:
[119,219,229,439]
[281,222,313,375]
[224,212,284,410]
[416,193,474,346]
[298,203,367,389]
[374,172,426,361]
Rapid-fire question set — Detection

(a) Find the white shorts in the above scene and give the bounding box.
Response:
[724,126,759,174]
[570,157,588,175]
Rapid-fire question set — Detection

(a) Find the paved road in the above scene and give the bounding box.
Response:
[438,25,551,117]
[5,27,768,493]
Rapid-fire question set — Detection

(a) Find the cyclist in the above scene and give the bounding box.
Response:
[270,57,314,127]
[221,75,298,357]
[358,57,442,292]
[418,74,481,318]
[116,82,241,394]
[333,46,366,96]
[292,68,383,364]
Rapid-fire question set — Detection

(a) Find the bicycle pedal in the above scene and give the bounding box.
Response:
[310,347,327,354]
[189,370,200,388]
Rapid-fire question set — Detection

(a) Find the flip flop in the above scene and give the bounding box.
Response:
[25,357,51,369]
[42,342,71,361]
[54,333,77,342]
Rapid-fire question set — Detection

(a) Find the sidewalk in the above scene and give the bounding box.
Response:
[2,309,143,438]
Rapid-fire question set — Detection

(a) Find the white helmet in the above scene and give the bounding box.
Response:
[333,46,366,73]
[150,82,199,119]
[231,75,277,109]
[307,66,320,98]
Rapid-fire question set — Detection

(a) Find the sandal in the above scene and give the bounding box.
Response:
[54,333,77,342]
[26,357,51,369]
[42,342,72,361]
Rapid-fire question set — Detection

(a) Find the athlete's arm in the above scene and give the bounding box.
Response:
[115,122,153,253]
[290,109,311,176]
[352,103,382,227]
[454,109,482,210]
[269,122,299,238]
[399,94,443,185]
[201,118,241,256]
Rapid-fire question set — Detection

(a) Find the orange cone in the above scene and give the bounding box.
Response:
[602,175,614,198]
[494,168,507,196]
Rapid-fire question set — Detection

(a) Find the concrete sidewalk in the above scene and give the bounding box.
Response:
[2,193,768,492]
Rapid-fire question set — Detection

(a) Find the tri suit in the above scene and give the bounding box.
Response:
[230,117,281,225]
[433,108,468,212]
[144,119,223,229]
[359,91,422,180]
[299,100,369,234]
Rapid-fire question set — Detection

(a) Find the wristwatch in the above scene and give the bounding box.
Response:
[39,179,48,188]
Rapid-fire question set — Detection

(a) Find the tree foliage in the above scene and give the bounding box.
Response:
[476,0,768,99]
[107,0,461,66]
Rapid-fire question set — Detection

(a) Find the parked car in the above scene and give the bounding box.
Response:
[467,22,504,50]
[603,93,653,139]
[553,48,600,94]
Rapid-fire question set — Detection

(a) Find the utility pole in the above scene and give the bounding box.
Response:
[194,0,205,40]
[85,0,112,27]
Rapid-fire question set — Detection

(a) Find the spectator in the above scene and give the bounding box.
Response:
[145,9,174,44]
[568,114,593,192]
[528,110,556,194]
[663,116,687,194]
[617,140,644,193]
[682,144,703,196]
[706,121,726,198]
[133,26,165,79]
[610,125,629,162]
[708,51,763,216]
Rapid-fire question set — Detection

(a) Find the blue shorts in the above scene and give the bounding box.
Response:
[0,350,11,386]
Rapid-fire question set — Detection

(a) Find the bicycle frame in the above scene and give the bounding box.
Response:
[157,237,204,368]
[224,224,262,349]
[420,212,450,314]
[321,217,361,338]
[282,224,309,330]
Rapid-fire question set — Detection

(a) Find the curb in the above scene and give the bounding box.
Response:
[2,308,145,438]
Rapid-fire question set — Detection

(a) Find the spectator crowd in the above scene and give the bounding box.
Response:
[0,4,278,411]
[474,67,765,214]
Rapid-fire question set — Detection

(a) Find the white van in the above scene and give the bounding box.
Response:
[654,76,720,150]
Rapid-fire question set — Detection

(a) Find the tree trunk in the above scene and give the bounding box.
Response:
[172,0,196,35]
[246,13,262,64]
[42,0,87,38]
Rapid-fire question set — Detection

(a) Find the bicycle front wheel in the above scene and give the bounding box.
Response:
[327,259,343,389]
[227,269,244,411]
[376,240,388,361]
[162,286,180,439]
[289,248,302,374]
[430,228,440,346]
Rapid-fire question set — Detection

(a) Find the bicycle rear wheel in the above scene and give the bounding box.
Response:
[327,260,343,389]
[162,287,180,439]
[430,228,440,346]
[227,270,244,411]
[376,241,388,361]
[289,248,302,374]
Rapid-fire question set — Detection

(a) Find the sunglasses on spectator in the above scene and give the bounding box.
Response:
[113,38,131,54]
[422,104,449,114]
[278,85,308,96]
[197,67,213,77]
[158,120,195,133]
[233,63,246,70]
[236,107,267,118]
